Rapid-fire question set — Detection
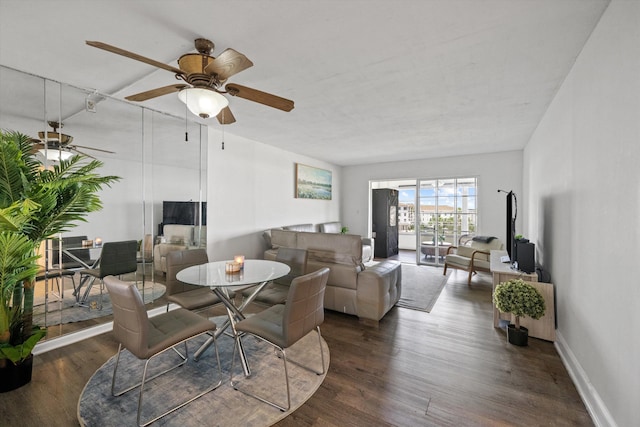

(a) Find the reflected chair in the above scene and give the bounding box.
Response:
[104,276,222,427]
[136,234,154,264]
[36,267,76,298]
[231,267,330,411]
[241,247,308,306]
[51,235,98,270]
[165,249,225,312]
[78,240,138,307]
[136,234,154,281]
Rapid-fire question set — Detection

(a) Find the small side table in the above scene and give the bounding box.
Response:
[420,242,451,260]
[489,250,556,342]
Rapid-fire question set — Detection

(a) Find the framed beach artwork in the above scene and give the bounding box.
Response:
[295,163,332,200]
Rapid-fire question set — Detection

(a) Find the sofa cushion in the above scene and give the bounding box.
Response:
[262,227,282,248]
[270,229,298,249]
[282,223,315,232]
[296,231,362,266]
[308,260,358,290]
[163,224,194,245]
[319,222,342,233]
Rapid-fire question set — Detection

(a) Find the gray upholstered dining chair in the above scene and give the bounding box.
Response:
[165,249,225,311]
[104,276,222,427]
[78,240,138,307]
[231,267,330,411]
[241,247,308,306]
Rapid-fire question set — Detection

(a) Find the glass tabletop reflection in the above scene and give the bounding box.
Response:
[176,259,290,288]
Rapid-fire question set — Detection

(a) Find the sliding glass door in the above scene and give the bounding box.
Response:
[417,178,477,266]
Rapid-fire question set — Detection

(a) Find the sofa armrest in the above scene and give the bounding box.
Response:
[154,243,189,257]
[356,260,401,321]
[361,237,374,263]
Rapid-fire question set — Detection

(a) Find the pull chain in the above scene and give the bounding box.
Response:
[184,90,189,142]
[221,109,225,150]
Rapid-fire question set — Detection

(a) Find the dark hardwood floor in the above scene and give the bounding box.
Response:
[0,267,593,426]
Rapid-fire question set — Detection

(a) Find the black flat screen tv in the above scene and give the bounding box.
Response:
[162,201,207,226]
[506,191,516,258]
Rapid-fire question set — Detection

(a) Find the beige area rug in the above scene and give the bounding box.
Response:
[396,264,450,312]
[33,282,165,325]
[78,316,329,427]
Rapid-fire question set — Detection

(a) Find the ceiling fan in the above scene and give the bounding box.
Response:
[33,121,115,160]
[86,38,295,124]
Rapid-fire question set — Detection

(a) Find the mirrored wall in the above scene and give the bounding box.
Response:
[0,65,208,340]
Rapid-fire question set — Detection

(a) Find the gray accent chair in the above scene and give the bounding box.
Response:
[242,247,308,306]
[231,267,330,411]
[165,249,224,311]
[104,276,222,427]
[78,240,138,307]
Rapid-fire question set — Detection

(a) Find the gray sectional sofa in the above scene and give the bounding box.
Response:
[264,222,374,263]
[264,228,401,322]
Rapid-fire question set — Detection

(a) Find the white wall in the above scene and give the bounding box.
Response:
[206,130,341,261]
[523,2,639,426]
[342,150,524,243]
[76,159,204,243]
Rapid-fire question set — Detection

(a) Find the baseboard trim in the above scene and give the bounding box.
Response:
[33,304,177,355]
[555,331,617,427]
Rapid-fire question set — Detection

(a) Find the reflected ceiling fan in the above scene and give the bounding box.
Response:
[32,121,115,160]
[86,38,295,124]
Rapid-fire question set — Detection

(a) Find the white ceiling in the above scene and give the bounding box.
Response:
[0,0,609,166]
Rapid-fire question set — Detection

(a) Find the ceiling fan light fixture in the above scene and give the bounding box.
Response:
[178,87,228,119]
[38,148,73,161]
[38,130,73,144]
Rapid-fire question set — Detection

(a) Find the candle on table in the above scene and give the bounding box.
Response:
[234,255,245,269]
[225,261,241,273]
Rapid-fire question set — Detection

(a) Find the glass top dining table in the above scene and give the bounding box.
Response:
[176,259,290,289]
[177,259,290,376]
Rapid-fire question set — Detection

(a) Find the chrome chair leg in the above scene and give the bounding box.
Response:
[230,327,325,412]
[111,335,223,427]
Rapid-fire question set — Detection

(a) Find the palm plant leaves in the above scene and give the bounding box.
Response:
[0,130,34,207]
[0,129,120,358]
[25,156,119,240]
[0,232,39,344]
[0,131,119,244]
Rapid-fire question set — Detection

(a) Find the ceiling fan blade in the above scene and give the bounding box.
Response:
[225,83,294,112]
[217,106,236,125]
[125,84,189,102]
[204,48,253,81]
[86,41,184,75]
[71,148,96,159]
[71,144,115,154]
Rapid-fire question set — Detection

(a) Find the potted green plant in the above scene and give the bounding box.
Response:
[493,278,546,346]
[0,129,119,392]
[340,226,349,234]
